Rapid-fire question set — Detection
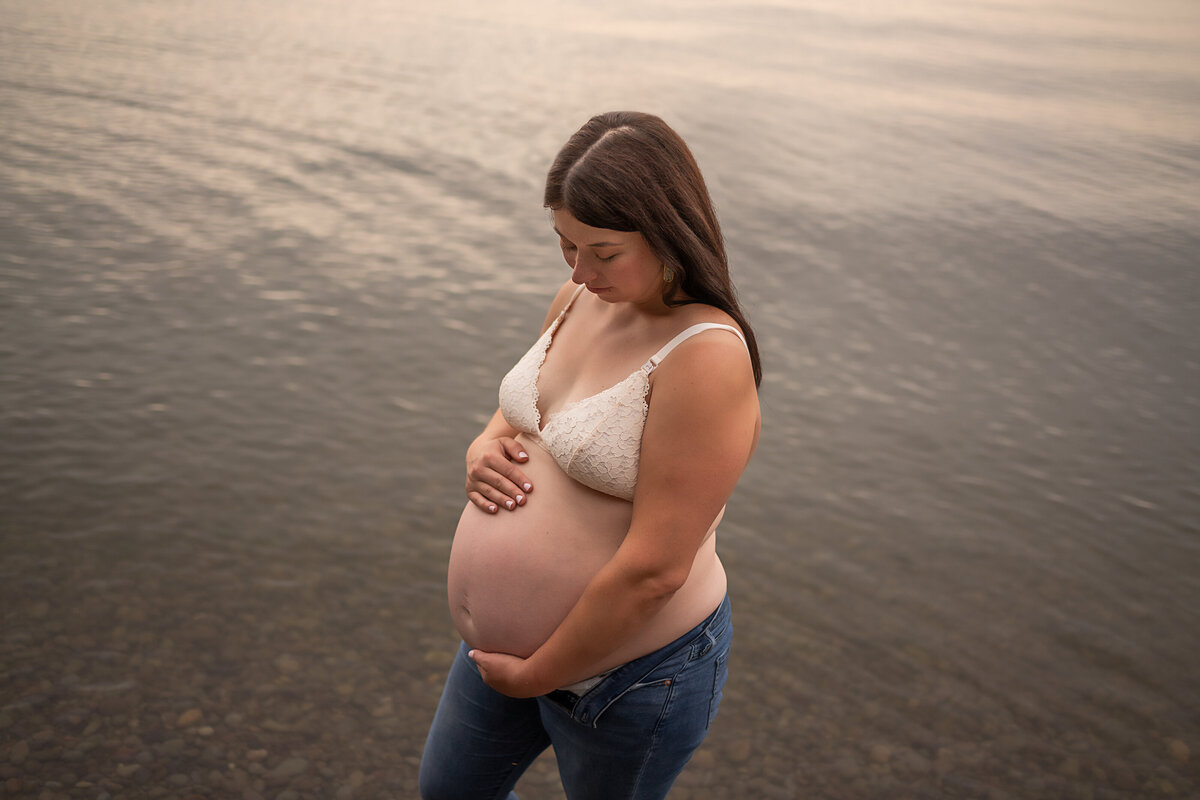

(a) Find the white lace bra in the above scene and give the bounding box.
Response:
[498,284,748,501]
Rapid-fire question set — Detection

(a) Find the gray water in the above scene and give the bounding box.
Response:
[2,0,1198,797]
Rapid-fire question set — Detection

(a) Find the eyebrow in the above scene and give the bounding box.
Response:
[553,226,622,248]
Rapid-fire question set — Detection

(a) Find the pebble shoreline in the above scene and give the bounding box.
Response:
[2,535,1196,799]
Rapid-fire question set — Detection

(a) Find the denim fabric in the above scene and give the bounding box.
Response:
[419,595,732,800]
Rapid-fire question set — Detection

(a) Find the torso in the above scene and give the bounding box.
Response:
[447,436,726,677]
[446,284,746,682]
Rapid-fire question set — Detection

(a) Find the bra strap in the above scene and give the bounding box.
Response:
[642,323,748,373]
[546,283,588,333]
[561,283,587,316]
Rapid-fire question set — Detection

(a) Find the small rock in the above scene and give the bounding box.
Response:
[892,747,932,775]
[335,786,355,800]
[870,744,892,764]
[82,718,101,736]
[30,601,50,618]
[197,726,215,737]
[728,739,751,762]
[135,749,154,764]
[1111,764,1138,791]
[5,778,21,792]
[177,709,203,727]
[1168,739,1189,764]
[273,655,301,674]
[9,741,29,764]
[370,697,394,718]
[267,757,308,779]
[158,738,185,755]
[116,764,140,778]
[1059,757,1080,779]
[168,773,190,786]
[224,712,245,727]
[247,749,268,762]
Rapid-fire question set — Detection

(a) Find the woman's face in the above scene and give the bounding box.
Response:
[552,209,665,307]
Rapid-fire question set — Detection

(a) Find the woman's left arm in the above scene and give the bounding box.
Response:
[471,331,760,697]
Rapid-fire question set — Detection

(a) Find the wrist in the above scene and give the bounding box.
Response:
[521,650,566,697]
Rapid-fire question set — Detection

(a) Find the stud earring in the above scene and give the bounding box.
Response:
[663,265,674,283]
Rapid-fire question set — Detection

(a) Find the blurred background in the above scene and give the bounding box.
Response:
[1,0,1198,797]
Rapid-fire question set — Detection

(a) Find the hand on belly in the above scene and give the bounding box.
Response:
[446,439,632,656]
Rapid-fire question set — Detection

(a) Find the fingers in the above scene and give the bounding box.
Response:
[467,491,498,514]
[500,437,530,463]
[466,442,533,511]
[466,470,527,512]
[497,438,533,494]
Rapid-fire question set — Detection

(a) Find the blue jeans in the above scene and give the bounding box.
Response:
[419,594,732,800]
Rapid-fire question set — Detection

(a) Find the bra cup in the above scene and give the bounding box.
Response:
[498,288,747,502]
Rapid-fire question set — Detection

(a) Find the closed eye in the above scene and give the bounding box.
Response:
[559,235,616,262]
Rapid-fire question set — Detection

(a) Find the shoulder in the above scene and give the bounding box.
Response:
[648,309,758,414]
[672,299,740,331]
[660,302,751,369]
[641,315,761,464]
[652,327,755,396]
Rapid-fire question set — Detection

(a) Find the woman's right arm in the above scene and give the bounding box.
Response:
[465,409,532,513]
[464,279,579,514]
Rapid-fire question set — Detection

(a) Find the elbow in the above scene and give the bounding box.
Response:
[630,563,690,602]
[612,537,693,601]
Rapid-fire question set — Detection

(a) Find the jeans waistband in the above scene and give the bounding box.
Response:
[544,593,732,725]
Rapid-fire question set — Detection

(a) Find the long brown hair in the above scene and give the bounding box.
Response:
[544,111,762,386]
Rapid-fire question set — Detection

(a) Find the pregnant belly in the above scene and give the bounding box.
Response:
[447,436,634,657]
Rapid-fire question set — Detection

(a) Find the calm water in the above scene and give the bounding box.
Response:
[2,0,1198,797]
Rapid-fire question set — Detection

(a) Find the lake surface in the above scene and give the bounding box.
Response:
[2,0,1198,797]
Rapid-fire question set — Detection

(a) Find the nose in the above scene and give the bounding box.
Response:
[569,253,595,285]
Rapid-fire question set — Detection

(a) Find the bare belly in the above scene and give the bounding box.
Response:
[447,434,727,679]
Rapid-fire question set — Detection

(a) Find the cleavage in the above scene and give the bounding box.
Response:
[535,329,647,427]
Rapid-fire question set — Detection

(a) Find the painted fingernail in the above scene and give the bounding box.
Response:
[488,504,497,513]
[518,451,528,459]
[516,494,524,504]
[505,500,514,509]
[523,483,532,492]
[468,650,476,659]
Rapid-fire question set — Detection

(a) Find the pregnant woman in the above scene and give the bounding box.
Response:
[419,111,762,800]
